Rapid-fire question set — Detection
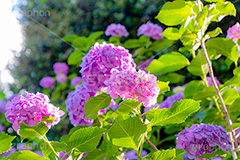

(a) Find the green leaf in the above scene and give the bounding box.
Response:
[204,0,225,2]
[156,0,192,26]
[205,38,239,64]
[224,77,240,87]
[233,67,240,77]
[157,81,170,94]
[62,35,78,43]
[85,93,112,120]
[0,132,16,154]
[108,116,147,150]
[145,149,176,160]
[146,52,190,74]
[82,149,106,160]
[157,73,185,84]
[231,98,240,112]
[109,36,120,43]
[222,88,239,105]
[204,27,222,39]
[116,99,139,115]
[41,116,55,123]
[184,80,205,99]
[7,151,46,160]
[60,126,86,143]
[214,1,236,22]
[148,39,174,52]
[187,49,209,77]
[193,86,216,100]
[198,148,225,159]
[146,99,200,126]
[162,27,181,40]
[68,49,83,65]
[174,149,184,160]
[88,31,104,41]
[41,141,66,159]
[19,122,49,140]
[66,126,105,152]
[72,37,88,48]
[123,39,146,49]
[133,47,146,57]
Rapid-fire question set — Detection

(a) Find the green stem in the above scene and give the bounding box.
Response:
[61,152,69,160]
[42,135,60,160]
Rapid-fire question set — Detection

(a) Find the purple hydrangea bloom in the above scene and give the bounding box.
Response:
[176,123,232,159]
[5,92,65,130]
[0,123,5,132]
[138,59,154,71]
[56,73,68,83]
[105,69,160,107]
[2,146,16,157]
[59,151,70,160]
[39,76,55,89]
[160,92,184,109]
[205,76,221,87]
[105,23,129,37]
[53,62,69,75]
[137,22,164,40]
[0,99,6,114]
[80,42,136,92]
[17,143,32,151]
[34,150,44,157]
[70,76,83,86]
[125,150,148,159]
[65,85,96,126]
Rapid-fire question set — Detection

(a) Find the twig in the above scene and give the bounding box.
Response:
[146,138,158,151]
[201,40,238,159]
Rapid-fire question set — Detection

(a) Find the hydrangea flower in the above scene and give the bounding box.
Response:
[2,146,16,157]
[0,123,4,132]
[80,42,136,92]
[138,58,154,71]
[105,23,129,37]
[205,76,221,87]
[17,143,32,151]
[66,85,114,126]
[39,76,55,89]
[70,76,82,86]
[5,93,65,130]
[34,150,44,157]
[176,123,232,159]
[226,22,240,42]
[105,69,160,107]
[53,62,69,75]
[0,99,6,114]
[56,73,68,83]
[137,22,164,40]
[160,92,184,109]
[125,150,148,159]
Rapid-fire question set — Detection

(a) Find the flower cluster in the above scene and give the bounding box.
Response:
[5,93,64,130]
[70,76,83,86]
[105,23,129,37]
[65,85,95,126]
[176,123,232,159]
[125,150,148,159]
[226,22,240,53]
[137,22,164,40]
[205,76,221,87]
[53,62,69,75]
[105,69,160,107]
[0,99,6,114]
[160,92,184,109]
[39,76,55,89]
[80,42,136,92]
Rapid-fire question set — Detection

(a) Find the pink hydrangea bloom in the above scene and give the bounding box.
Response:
[226,22,240,42]
[105,23,129,37]
[5,93,65,130]
[137,22,164,40]
[70,76,83,86]
[39,76,55,89]
[53,62,69,75]
[56,73,68,83]
[66,85,114,126]
[176,123,232,159]
[80,42,136,92]
[105,69,160,107]
[0,100,6,114]
[138,58,154,71]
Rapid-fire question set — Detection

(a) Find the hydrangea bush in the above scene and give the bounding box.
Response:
[1,0,240,160]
